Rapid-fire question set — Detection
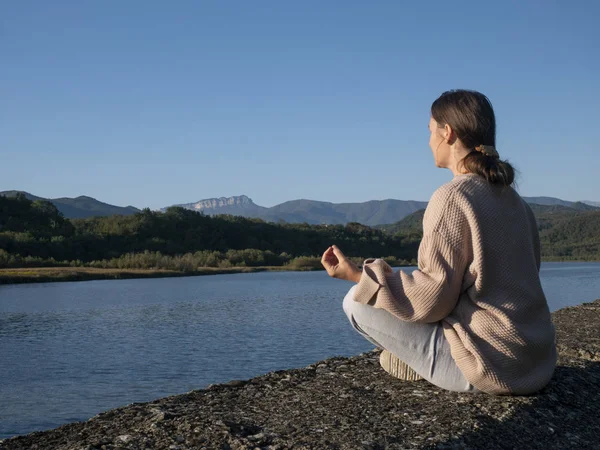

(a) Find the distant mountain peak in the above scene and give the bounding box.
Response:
[192,194,252,203]
[163,196,430,225]
[582,200,600,207]
[170,195,259,213]
[0,190,140,218]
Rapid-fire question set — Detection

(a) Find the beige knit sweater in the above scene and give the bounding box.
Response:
[353,174,556,394]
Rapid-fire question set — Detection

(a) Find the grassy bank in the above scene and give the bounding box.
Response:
[0,266,310,285]
[0,250,416,285]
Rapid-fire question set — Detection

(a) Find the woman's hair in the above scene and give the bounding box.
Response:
[431,89,515,187]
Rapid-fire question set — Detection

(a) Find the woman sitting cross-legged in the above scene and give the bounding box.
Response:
[321,89,556,395]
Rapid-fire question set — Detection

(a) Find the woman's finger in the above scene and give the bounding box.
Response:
[331,245,346,261]
[324,247,337,262]
[321,247,333,268]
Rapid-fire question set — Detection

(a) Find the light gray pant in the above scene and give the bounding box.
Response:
[343,286,477,393]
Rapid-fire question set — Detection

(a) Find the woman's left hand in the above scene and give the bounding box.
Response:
[321,245,362,283]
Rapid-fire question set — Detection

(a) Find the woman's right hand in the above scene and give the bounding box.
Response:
[321,245,362,283]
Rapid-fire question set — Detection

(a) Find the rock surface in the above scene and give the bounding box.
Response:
[2,300,599,450]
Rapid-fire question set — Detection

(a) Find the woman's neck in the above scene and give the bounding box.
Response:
[449,145,472,176]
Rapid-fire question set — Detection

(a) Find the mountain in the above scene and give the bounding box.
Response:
[582,201,600,207]
[381,202,599,234]
[4,190,593,225]
[521,196,597,209]
[262,199,429,226]
[0,191,45,202]
[0,191,140,219]
[165,195,429,226]
[537,210,600,259]
[522,196,573,207]
[167,194,599,226]
[376,209,426,235]
[167,195,268,217]
[527,203,598,216]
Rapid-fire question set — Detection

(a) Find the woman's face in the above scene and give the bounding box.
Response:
[428,117,447,167]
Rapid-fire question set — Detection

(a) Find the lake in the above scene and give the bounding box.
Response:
[1,262,599,439]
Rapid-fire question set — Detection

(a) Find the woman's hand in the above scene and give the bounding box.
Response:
[321,245,362,283]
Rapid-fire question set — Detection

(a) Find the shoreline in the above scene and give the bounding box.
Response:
[2,299,599,449]
[0,266,318,285]
[0,259,597,285]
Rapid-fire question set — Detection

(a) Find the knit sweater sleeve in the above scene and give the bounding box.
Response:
[352,185,469,323]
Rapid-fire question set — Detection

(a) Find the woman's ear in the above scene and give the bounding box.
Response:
[444,124,456,145]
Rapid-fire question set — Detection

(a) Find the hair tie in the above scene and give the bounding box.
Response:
[475,145,499,159]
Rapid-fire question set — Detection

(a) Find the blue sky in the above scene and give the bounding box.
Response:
[2,1,599,209]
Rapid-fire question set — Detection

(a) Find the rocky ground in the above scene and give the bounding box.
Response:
[2,300,599,450]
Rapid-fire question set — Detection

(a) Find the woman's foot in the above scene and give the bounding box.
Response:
[379,349,423,381]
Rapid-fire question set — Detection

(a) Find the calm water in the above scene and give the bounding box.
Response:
[1,262,599,439]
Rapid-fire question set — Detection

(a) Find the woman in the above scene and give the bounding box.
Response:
[321,90,556,395]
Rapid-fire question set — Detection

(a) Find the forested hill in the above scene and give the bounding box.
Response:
[0,191,139,219]
[0,194,419,267]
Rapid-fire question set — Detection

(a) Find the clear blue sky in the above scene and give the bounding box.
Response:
[2,1,599,209]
